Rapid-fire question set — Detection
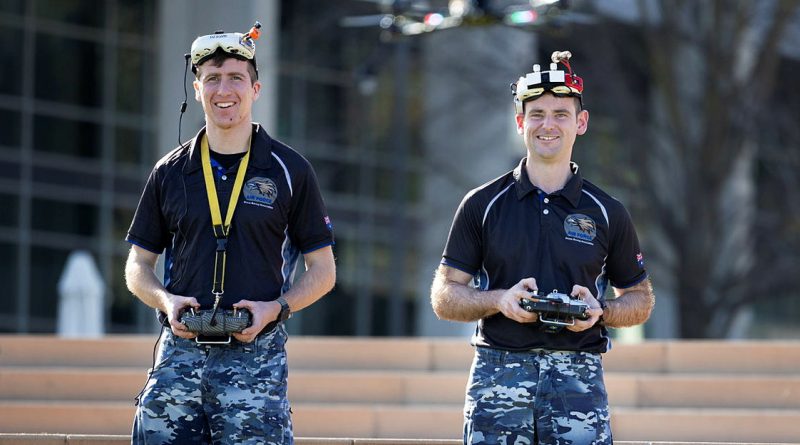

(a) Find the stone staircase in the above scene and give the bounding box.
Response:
[0,336,799,443]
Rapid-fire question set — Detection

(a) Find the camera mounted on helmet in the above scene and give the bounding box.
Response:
[189,21,262,78]
[511,50,584,114]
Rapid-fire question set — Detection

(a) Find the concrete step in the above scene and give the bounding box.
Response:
[1,401,799,442]
[3,367,799,410]
[2,336,799,442]
[602,341,800,374]
[0,368,467,405]
[604,373,800,409]
[4,436,792,445]
[0,336,153,368]
[3,336,800,374]
[613,407,800,443]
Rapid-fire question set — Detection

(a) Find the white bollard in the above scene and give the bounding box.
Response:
[57,250,105,337]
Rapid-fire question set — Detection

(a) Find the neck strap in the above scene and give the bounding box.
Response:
[201,133,251,321]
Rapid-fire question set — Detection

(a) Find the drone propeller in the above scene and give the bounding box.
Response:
[341,0,575,36]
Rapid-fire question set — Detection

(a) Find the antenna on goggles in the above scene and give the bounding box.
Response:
[244,21,262,41]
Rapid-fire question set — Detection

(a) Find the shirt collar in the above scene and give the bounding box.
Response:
[185,123,273,174]
[513,158,584,207]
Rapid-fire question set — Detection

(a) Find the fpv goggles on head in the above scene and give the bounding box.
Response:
[176,21,262,146]
[511,50,584,114]
[189,21,262,75]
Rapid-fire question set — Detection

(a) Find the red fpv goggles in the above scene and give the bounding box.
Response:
[512,50,584,113]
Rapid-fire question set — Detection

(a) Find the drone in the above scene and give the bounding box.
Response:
[341,0,582,36]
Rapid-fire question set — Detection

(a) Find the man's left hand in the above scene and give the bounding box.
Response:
[231,299,282,343]
[566,285,603,332]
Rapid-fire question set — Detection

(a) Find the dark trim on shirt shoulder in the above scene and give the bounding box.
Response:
[301,241,335,255]
[441,258,478,276]
[612,272,648,290]
[125,237,163,255]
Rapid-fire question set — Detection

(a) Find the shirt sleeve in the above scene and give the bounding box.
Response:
[606,204,647,289]
[441,193,483,276]
[125,167,171,254]
[288,161,334,253]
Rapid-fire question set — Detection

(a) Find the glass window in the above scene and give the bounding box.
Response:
[117,46,150,113]
[370,293,415,336]
[29,246,69,333]
[314,158,359,195]
[113,206,134,241]
[0,26,23,95]
[117,0,154,35]
[31,198,98,236]
[305,82,347,145]
[115,175,147,196]
[115,125,144,164]
[33,114,101,158]
[0,242,18,332]
[35,34,103,107]
[0,108,21,147]
[0,193,18,226]
[109,252,134,333]
[34,0,105,28]
[375,166,395,200]
[0,157,20,181]
[32,164,103,189]
[298,287,356,336]
[0,0,24,14]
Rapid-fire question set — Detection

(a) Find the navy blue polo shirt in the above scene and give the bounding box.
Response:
[442,158,647,352]
[126,124,334,310]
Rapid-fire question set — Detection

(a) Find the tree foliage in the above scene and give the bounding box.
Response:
[562,0,800,337]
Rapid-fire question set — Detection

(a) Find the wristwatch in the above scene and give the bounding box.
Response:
[597,299,608,326]
[275,296,291,322]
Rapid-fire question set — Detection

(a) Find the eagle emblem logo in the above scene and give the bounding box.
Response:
[564,214,597,242]
[243,177,278,206]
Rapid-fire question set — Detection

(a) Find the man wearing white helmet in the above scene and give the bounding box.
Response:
[125,22,335,444]
[431,51,655,444]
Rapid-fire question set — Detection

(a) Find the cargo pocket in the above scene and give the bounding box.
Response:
[262,400,290,444]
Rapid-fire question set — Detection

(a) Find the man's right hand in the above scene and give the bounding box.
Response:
[497,277,540,323]
[162,294,200,339]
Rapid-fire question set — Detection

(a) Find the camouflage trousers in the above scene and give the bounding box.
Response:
[132,325,292,445]
[463,347,611,445]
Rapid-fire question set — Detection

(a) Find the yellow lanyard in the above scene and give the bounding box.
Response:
[201,134,251,237]
[200,133,251,311]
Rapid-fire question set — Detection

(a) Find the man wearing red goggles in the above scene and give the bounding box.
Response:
[432,51,655,444]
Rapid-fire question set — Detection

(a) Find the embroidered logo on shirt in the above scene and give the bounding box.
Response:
[243,177,278,208]
[564,214,597,245]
